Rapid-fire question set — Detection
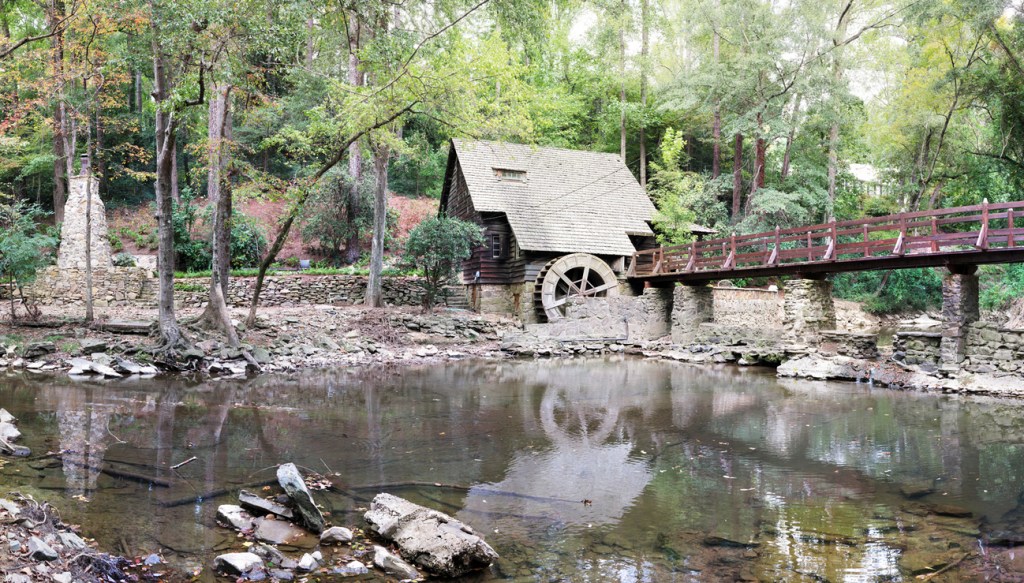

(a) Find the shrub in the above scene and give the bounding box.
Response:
[0,199,57,320]
[404,216,483,310]
[112,253,137,267]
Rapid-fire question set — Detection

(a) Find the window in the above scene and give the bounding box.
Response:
[493,168,527,182]
[491,234,504,259]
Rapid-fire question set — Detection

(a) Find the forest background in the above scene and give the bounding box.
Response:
[2,0,1024,337]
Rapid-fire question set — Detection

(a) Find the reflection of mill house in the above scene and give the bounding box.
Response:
[439,139,660,323]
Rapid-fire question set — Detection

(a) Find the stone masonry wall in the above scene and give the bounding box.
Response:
[21,266,155,307]
[520,287,672,342]
[962,321,1024,374]
[713,287,783,328]
[782,279,836,340]
[176,274,425,308]
[893,332,942,369]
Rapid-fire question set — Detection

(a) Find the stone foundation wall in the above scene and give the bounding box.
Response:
[962,321,1024,374]
[467,283,536,323]
[17,266,155,307]
[693,323,776,346]
[782,279,836,340]
[713,287,783,327]
[819,331,879,359]
[893,331,942,369]
[520,287,672,342]
[176,274,425,308]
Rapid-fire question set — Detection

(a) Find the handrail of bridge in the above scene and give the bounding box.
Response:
[629,199,1024,278]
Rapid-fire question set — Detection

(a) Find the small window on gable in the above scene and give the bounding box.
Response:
[493,168,526,182]
[491,234,504,260]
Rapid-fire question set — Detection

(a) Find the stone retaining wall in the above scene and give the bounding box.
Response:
[520,287,672,342]
[175,274,425,308]
[14,266,156,307]
[962,321,1024,374]
[819,330,879,359]
[893,331,942,369]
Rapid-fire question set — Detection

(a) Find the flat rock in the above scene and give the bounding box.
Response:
[0,498,20,516]
[52,572,72,583]
[320,526,353,545]
[239,489,294,520]
[900,482,935,499]
[216,504,256,532]
[276,463,325,534]
[0,409,14,423]
[57,532,87,550]
[373,545,420,580]
[931,504,972,518]
[267,569,294,581]
[23,342,56,359]
[253,517,311,546]
[78,338,107,354]
[364,493,498,577]
[5,576,31,583]
[214,552,264,576]
[28,536,59,561]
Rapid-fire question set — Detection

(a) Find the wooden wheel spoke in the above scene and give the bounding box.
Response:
[581,281,616,296]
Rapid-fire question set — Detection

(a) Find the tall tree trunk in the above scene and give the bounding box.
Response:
[827,6,851,215]
[95,110,107,197]
[171,141,180,204]
[732,133,743,223]
[199,84,238,345]
[639,0,649,186]
[711,29,721,179]
[753,112,766,192]
[150,32,186,352]
[619,4,627,163]
[134,69,142,112]
[49,0,67,224]
[344,18,363,265]
[366,143,389,308]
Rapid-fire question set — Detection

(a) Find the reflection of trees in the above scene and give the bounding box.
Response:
[55,386,112,497]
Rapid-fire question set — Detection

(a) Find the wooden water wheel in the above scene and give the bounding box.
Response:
[534,253,619,321]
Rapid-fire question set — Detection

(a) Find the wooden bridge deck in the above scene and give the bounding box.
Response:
[629,200,1024,284]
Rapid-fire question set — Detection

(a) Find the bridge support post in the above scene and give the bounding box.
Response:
[783,277,836,343]
[671,284,713,344]
[940,265,979,373]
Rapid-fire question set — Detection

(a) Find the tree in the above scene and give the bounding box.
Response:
[0,198,57,320]
[404,215,483,311]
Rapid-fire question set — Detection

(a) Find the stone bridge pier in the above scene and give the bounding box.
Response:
[671,284,713,344]
[939,265,979,373]
[782,276,836,342]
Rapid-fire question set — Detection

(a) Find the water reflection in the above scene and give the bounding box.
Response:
[2,360,1024,581]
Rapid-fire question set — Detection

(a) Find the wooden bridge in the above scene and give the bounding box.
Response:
[629,200,1024,284]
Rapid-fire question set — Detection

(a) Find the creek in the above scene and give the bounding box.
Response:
[3,358,1024,581]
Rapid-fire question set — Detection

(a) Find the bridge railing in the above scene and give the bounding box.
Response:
[630,200,1024,278]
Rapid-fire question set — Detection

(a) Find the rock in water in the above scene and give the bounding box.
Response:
[214,552,264,576]
[0,408,15,423]
[216,505,256,532]
[239,489,294,520]
[320,526,353,545]
[364,493,499,577]
[276,463,325,533]
[372,546,420,580]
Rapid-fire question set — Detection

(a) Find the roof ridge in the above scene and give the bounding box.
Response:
[453,138,624,161]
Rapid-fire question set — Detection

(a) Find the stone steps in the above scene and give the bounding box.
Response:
[441,286,470,310]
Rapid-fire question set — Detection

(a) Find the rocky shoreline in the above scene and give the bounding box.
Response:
[1,303,1022,398]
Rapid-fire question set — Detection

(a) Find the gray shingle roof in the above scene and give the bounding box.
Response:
[452,139,656,256]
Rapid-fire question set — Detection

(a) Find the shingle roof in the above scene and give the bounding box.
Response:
[451,139,656,256]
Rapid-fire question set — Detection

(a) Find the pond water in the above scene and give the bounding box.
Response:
[3,358,1024,582]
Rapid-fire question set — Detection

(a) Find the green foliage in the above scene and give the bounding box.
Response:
[112,252,137,267]
[0,198,57,316]
[648,129,727,244]
[173,189,268,272]
[981,264,1024,311]
[832,268,944,314]
[404,215,484,310]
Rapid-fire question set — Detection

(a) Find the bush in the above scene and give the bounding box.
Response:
[0,199,57,319]
[981,264,1024,311]
[112,253,136,267]
[832,268,943,314]
[404,215,483,310]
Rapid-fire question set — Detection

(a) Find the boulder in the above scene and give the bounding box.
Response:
[331,561,369,577]
[57,532,87,550]
[214,552,264,577]
[372,545,420,580]
[297,553,318,572]
[23,342,56,359]
[320,526,353,545]
[0,422,21,442]
[364,493,498,577]
[0,409,15,423]
[276,463,325,533]
[78,338,107,354]
[28,536,59,561]
[239,489,294,520]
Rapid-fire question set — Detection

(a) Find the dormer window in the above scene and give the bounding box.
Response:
[494,168,526,182]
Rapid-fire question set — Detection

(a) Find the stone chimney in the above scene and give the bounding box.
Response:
[56,157,113,270]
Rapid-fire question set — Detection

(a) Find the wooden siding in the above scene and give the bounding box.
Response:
[443,159,527,285]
